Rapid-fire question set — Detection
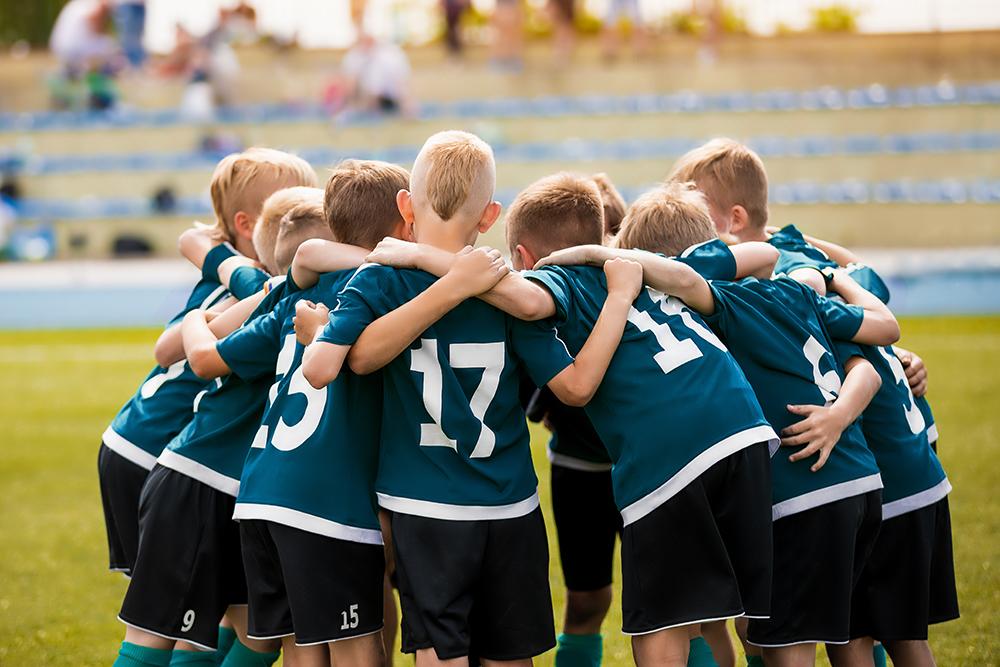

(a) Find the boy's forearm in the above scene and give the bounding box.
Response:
[833,274,900,345]
[209,291,266,337]
[730,242,779,279]
[832,357,881,426]
[547,292,631,406]
[178,227,215,269]
[181,311,231,379]
[633,259,716,315]
[479,273,556,321]
[801,233,861,267]
[218,256,260,290]
[292,241,370,289]
[302,331,351,389]
[154,295,239,367]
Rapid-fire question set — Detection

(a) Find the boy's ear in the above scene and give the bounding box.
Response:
[478,201,502,234]
[233,211,254,240]
[396,190,415,224]
[515,243,538,271]
[729,205,750,234]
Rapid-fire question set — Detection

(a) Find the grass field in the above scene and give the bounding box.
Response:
[1,317,998,666]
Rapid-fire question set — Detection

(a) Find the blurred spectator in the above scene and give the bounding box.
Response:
[49,0,121,110]
[602,0,647,61]
[442,0,470,57]
[112,0,146,68]
[548,0,575,63]
[338,33,412,114]
[491,0,524,71]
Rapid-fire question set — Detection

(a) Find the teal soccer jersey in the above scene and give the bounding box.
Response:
[320,264,574,520]
[525,264,776,526]
[228,270,384,544]
[704,277,883,519]
[156,278,290,495]
[102,262,234,469]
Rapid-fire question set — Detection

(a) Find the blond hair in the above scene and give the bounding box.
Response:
[592,173,627,237]
[324,160,410,249]
[615,182,717,257]
[505,172,605,258]
[273,199,331,274]
[209,148,317,244]
[253,186,323,275]
[667,138,769,230]
[413,130,495,222]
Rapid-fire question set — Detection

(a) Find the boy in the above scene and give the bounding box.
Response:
[764,225,958,666]
[178,160,412,665]
[297,132,641,665]
[544,182,899,664]
[112,183,321,667]
[364,171,779,667]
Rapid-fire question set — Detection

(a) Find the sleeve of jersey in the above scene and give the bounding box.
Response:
[845,264,891,305]
[216,309,283,381]
[509,318,575,388]
[202,242,238,283]
[283,266,300,294]
[675,239,738,281]
[521,267,573,323]
[832,339,866,366]
[815,293,865,341]
[700,282,737,337]
[229,266,271,300]
[315,270,383,346]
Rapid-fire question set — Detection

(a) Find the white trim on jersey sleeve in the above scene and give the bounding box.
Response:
[376,490,539,521]
[547,449,613,472]
[102,426,158,470]
[881,477,951,521]
[926,423,939,445]
[620,424,779,527]
[198,284,229,310]
[232,503,384,546]
[156,449,240,496]
[771,473,883,521]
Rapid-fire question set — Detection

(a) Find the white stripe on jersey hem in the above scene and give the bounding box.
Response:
[103,426,158,470]
[622,612,745,637]
[771,473,883,522]
[926,423,939,444]
[548,449,613,472]
[748,638,850,648]
[232,503,384,546]
[156,449,240,497]
[376,491,539,521]
[881,477,952,521]
[620,424,778,526]
[117,617,215,651]
[199,284,229,310]
[294,627,384,646]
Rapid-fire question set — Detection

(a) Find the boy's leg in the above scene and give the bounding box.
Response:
[217,617,238,663]
[98,443,149,574]
[113,641,173,667]
[631,625,690,667]
[826,638,875,667]
[328,631,386,666]
[379,509,399,666]
[759,644,816,667]
[882,640,936,667]
[699,620,733,667]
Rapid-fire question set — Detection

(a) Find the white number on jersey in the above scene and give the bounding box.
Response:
[410,338,506,458]
[251,334,300,449]
[803,335,842,404]
[139,360,186,399]
[271,368,328,451]
[628,288,726,374]
[877,346,926,434]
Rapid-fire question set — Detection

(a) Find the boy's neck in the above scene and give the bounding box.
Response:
[415,216,479,253]
[233,235,257,259]
[735,228,769,243]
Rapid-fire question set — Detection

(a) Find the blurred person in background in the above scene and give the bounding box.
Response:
[49,0,121,110]
[337,32,412,115]
[548,0,576,63]
[491,0,524,72]
[112,0,146,69]
[442,0,470,58]
[602,0,647,61]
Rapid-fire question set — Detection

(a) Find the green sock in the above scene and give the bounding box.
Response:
[169,650,218,666]
[687,637,719,667]
[113,642,173,667]
[216,626,238,665]
[555,632,602,667]
[219,639,280,667]
[873,643,888,667]
[746,656,765,667]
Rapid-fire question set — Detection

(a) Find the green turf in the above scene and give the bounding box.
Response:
[1,318,998,665]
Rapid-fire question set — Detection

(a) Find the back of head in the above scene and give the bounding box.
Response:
[614,182,717,256]
[324,159,410,249]
[592,173,627,238]
[253,186,322,274]
[411,130,495,224]
[505,172,605,258]
[666,138,769,230]
[273,198,331,275]
[209,147,318,244]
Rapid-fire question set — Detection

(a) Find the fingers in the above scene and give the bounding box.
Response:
[781,432,813,448]
[785,404,818,417]
[787,440,821,461]
[811,446,832,472]
[780,419,810,437]
[911,379,928,398]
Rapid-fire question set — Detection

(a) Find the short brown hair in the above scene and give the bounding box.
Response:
[209,148,318,244]
[253,186,323,275]
[667,138,769,230]
[273,199,332,274]
[416,130,495,222]
[592,173,627,237]
[614,182,717,256]
[324,160,410,249]
[505,172,605,258]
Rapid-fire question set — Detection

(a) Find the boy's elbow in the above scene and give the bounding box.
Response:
[302,357,333,389]
[550,375,594,408]
[518,294,552,321]
[346,350,375,376]
[188,347,218,380]
[880,316,901,345]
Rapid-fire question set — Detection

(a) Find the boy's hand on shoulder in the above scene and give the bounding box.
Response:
[293,300,331,346]
[603,257,643,304]
[895,346,928,397]
[444,246,509,298]
[780,403,850,472]
[534,245,610,269]
[366,237,425,269]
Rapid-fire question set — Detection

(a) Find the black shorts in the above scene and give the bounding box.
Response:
[240,519,386,645]
[391,507,555,661]
[747,489,882,647]
[621,442,773,635]
[550,464,622,592]
[119,465,247,650]
[850,496,959,641]
[98,443,150,574]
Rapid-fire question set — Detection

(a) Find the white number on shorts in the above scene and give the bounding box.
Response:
[803,335,842,404]
[628,288,726,374]
[340,604,359,630]
[410,339,506,458]
[877,346,926,435]
[181,609,195,632]
[140,360,186,399]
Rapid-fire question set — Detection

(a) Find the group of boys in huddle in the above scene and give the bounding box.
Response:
[98,130,957,667]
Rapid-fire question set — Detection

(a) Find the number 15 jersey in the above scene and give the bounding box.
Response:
[320,265,574,521]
